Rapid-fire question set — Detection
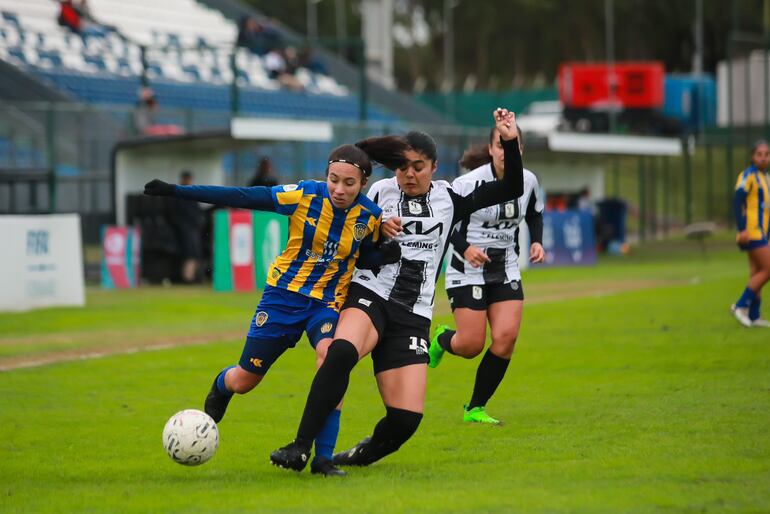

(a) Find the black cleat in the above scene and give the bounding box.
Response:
[204,377,232,423]
[332,436,376,467]
[310,456,347,477]
[270,440,312,471]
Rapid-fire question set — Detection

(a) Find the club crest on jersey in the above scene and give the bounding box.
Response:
[472,286,483,300]
[408,200,423,215]
[256,311,269,326]
[353,223,368,241]
[505,202,516,218]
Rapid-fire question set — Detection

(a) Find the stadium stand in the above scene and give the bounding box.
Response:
[0,0,396,121]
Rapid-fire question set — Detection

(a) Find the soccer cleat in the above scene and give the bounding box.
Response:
[270,440,312,471]
[463,405,502,425]
[332,436,376,467]
[752,318,770,328]
[310,456,347,477]
[429,325,450,368]
[204,377,232,423]
[731,304,753,328]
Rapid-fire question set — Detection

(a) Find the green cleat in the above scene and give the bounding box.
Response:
[463,405,502,425]
[429,325,450,368]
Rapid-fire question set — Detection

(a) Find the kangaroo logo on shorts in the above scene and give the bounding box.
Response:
[320,322,334,334]
[256,311,269,327]
[353,223,368,241]
[472,286,483,300]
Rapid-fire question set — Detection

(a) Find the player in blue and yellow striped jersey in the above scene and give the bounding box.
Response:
[731,140,770,328]
[143,137,408,475]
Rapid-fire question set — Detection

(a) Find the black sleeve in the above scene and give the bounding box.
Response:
[524,184,543,245]
[450,137,524,224]
[355,238,401,271]
[449,218,470,255]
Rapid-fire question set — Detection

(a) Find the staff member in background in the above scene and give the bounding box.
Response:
[731,140,770,328]
[168,171,204,283]
[429,126,545,425]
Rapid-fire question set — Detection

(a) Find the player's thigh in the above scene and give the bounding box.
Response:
[375,364,427,413]
[333,307,380,358]
[487,300,523,355]
[451,307,488,353]
[750,244,770,274]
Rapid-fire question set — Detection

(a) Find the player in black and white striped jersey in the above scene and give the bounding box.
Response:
[270,109,524,471]
[429,127,545,425]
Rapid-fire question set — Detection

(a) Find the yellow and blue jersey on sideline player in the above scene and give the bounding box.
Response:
[171,179,382,374]
[734,165,770,250]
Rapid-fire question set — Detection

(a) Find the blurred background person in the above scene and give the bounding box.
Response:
[248,156,279,187]
[732,141,770,328]
[169,170,204,284]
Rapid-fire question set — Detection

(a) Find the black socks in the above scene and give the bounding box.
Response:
[296,339,359,443]
[438,329,456,354]
[364,406,423,464]
[467,349,510,410]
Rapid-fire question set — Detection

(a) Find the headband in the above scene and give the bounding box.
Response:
[328,159,370,176]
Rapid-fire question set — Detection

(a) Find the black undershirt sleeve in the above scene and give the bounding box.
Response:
[449,218,470,255]
[524,192,543,245]
[450,137,524,225]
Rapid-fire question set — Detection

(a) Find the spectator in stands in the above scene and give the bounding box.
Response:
[133,87,158,135]
[298,45,328,76]
[237,16,281,57]
[169,170,204,283]
[265,48,304,92]
[75,0,114,35]
[247,157,279,187]
[58,1,82,33]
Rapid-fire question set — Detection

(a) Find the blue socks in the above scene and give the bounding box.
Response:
[736,287,757,309]
[313,409,341,463]
[216,365,236,398]
[750,297,762,321]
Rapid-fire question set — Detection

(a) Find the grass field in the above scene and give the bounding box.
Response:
[1,236,769,513]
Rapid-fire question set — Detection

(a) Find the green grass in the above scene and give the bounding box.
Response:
[1,237,769,513]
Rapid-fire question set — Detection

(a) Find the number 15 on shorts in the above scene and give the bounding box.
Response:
[409,336,428,355]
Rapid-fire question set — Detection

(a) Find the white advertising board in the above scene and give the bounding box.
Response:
[0,214,85,312]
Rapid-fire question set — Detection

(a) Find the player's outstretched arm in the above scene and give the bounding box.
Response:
[452,109,524,222]
[144,179,276,211]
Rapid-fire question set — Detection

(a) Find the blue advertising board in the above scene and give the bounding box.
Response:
[542,211,596,266]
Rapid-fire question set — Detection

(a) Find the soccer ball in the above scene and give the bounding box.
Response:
[162,409,219,466]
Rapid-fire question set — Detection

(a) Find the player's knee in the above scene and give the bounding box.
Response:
[491,328,518,349]
[322,339,359,373]
[385,406,423,447]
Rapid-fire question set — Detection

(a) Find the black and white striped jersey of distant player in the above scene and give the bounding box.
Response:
[351,137,525,320]
[445,166,544,288]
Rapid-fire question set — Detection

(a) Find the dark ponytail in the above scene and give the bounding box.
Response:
[354,135,410,171]
[458,124,524,171]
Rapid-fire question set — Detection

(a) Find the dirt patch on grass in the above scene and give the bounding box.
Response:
[0,331,242,372]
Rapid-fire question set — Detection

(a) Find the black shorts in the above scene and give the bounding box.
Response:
[446,281,524,311]
[342,283,431,374]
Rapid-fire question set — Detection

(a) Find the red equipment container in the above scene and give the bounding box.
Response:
[559,62,665,110]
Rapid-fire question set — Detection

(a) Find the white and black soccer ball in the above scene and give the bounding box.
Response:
[162,409,219,466]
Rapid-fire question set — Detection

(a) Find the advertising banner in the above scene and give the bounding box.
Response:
[0,214,85,312]
[213,209,288,292]
[101,226,141,288]
[542,211,597,266]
